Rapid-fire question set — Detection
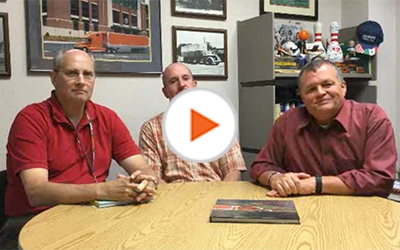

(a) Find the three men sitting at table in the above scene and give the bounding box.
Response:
[2,52,398,248]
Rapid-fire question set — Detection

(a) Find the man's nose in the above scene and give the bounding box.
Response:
[178,79,186,88]
[75,73,85,84]
[316,85,326,96]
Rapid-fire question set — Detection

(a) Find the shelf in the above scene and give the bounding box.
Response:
[343,73,373,79]
[237,13,376,84]
[275,73,298,78]
[275,72,373,79]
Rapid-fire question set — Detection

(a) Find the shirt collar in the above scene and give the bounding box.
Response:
[297,99,349,132]
[47,90,97,128]
[332,99,350,132]
[296,107,312,131]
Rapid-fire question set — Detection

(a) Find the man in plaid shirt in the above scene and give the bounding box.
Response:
[139,63,246,184]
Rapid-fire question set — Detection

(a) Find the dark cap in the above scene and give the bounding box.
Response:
[355,20,384,56]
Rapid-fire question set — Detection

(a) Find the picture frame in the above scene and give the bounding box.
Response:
[0,12,11,77]
[172,26,227,80]
[171,0,227,20]
[25,0,162,75]
[260,0,318,21]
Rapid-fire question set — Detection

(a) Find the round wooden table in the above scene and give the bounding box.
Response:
[19,181,400,249]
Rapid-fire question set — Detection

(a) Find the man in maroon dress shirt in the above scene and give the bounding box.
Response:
[250,59,397,198]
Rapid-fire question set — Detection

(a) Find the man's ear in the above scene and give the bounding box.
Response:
[295,86,303,102]
[162,87,170,99]
[50,71,57,88]
[194,81,197,86]
[341,81,347,96]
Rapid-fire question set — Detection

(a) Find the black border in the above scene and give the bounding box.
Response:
[260,0,318,21]
[171,0,227,21]
[0,12,11,77]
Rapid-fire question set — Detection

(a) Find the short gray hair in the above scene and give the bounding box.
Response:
[297,58,344,88]
[52,50,95,71]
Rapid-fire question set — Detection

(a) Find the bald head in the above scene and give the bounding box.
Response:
[49,49,96,109]
[53,49,95,71]
[161,63,197,100]
[162,63,193,87]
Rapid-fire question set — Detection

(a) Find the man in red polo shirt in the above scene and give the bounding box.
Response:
[1,49,158,248]
[251,59,397,198]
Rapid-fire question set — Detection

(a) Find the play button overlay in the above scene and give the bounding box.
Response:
[191,109,219,141]
[163,88,237,163]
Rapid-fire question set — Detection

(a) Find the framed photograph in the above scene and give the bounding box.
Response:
[0,12,11,77]
[171,0,226,20]
[274,20,305,47]
[172,26,227,80]
[260,0,318,21]
[25,0,162,75]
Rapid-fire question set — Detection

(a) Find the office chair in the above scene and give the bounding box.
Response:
[0,170,7,229]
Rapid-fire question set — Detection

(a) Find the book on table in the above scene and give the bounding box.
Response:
[91,200,138,208]
[209,199,300,224]
[91,197,154,208]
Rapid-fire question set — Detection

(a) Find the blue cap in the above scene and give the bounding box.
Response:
[355,20,384,56]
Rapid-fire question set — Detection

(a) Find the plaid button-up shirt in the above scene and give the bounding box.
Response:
[139,113,247,183]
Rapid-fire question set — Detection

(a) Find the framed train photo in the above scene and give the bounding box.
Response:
[25,0,162,75]
[172,26,227,80]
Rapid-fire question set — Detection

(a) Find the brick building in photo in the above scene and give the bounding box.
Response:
[42,0,149,38]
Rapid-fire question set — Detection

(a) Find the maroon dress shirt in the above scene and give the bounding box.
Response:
[250,100,397,197]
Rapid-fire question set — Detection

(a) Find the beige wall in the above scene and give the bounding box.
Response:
[3,0,392,176]
[367,0,399,173]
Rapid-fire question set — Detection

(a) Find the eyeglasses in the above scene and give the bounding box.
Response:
[56,69,95,81]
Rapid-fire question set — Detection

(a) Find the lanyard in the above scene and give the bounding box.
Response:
[74,112,97,183]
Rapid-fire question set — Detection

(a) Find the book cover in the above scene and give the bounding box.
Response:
[209,199,300,224]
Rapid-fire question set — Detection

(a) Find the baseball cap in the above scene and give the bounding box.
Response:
[355,20,384,56]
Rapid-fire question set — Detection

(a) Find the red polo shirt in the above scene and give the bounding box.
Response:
[250,100,397,197]
[6,93,140,216]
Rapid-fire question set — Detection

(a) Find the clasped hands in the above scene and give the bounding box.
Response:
[267,172,315,197]
[106,170,157,203]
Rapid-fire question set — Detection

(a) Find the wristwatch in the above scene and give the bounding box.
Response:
[315,175,322,194]
[266,172,280,187]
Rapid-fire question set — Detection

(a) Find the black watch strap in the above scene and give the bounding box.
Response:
[315,175,322,194]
